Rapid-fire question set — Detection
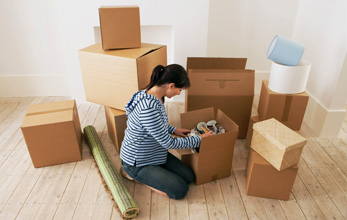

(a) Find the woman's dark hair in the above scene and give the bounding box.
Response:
[144,64,190,90]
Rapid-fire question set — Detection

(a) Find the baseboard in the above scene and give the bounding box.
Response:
[0,75,70,97]
[304,91,346,137]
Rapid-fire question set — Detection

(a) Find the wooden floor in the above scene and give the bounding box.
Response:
[0,96,346,220]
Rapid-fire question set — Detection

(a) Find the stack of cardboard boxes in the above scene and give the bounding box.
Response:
[245,80,309,148]
[246,118,306,200]
[20,6,167,167]
[79,6,167,154]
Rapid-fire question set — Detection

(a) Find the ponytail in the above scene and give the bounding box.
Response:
[144,64,190,90]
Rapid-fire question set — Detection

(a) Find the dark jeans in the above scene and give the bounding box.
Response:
[121,153,195,199]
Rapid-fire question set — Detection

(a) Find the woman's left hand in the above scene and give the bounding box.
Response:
[174,128,190,137]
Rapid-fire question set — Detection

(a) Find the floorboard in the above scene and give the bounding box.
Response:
[0,97,345,220]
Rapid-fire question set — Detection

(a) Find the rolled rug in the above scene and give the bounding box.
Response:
[84,125,139,218]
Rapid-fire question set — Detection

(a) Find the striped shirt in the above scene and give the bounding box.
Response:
[120,90,201,167]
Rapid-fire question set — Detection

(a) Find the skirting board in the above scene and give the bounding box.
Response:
[0,75,70,97]
[304,91,346,137]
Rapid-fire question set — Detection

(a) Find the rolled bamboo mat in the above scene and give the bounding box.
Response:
[84,125,139,219]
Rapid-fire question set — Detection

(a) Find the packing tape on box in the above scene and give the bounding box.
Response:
[268,60,311,94]
[282,96,293,122]
[83,125,139,219]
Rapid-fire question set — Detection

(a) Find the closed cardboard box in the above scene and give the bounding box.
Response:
[245,115,260,148]
[186,58,254,139]
[99,6,141,50]
[251,118,306,171]
[258,80,309,131]
[79,43,167,110]
[104,106,127,154]
[174,107,239,185]
[21,100,82,168]
[246,149,298,200]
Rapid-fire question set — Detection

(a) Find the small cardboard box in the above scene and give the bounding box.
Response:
[104,106,127,154]
[186,58,254,139]
[79,43,167,109]
[99,6,141,50]
[245,115,260,148]
[21,100,82,168]
[175,107,239,185]
[246,149,298,200]
[251,118,306,171]
[258,80,309,131]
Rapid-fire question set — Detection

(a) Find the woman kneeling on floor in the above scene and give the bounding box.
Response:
[120,64,213,199]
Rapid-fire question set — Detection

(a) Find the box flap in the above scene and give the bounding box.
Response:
[21,110,74,128]
[199,131,237,154]
[181,107,214,129]
[253,118,306,151]
[26,100,75,115]
[216,109,239,132]
[188,69,254,96]
[79,43,165,59]
[187,57,247,70]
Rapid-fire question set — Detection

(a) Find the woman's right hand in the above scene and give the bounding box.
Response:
[200,131,214,138]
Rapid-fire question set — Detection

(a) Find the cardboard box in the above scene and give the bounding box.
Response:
[104,106,127,154]
[251,118,306,171]
[245,115,260,148]
[185,58,254,139]
[21,100,82,168]
[175,107,239,185]
[79,43,167,109]
[99,6,141,50]
[258,80,309,131]
[246,149,298,200]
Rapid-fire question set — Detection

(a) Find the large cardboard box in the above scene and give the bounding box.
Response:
[21,100,82,168]
[99,6,141,50]
[245,115,260,148]
[246,149,298,200]
[186,58,254,139]
[104,106,127,154]
[79,43,167,109]
[258,80,309,131]
[251,118,306,171]
[174,107,239,185]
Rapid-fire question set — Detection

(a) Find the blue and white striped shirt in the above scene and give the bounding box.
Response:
[120,90,201,167]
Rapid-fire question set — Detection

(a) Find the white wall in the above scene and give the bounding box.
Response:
[292,0,347,110]
[292,0,347,137]
[0,0,209,102]
[207,0,299,72]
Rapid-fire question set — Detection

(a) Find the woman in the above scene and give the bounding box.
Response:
[120,64,213,200]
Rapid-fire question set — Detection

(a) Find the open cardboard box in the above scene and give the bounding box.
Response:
[185,57,254,138]
[78,43,167,110]
[174,107,239,185]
